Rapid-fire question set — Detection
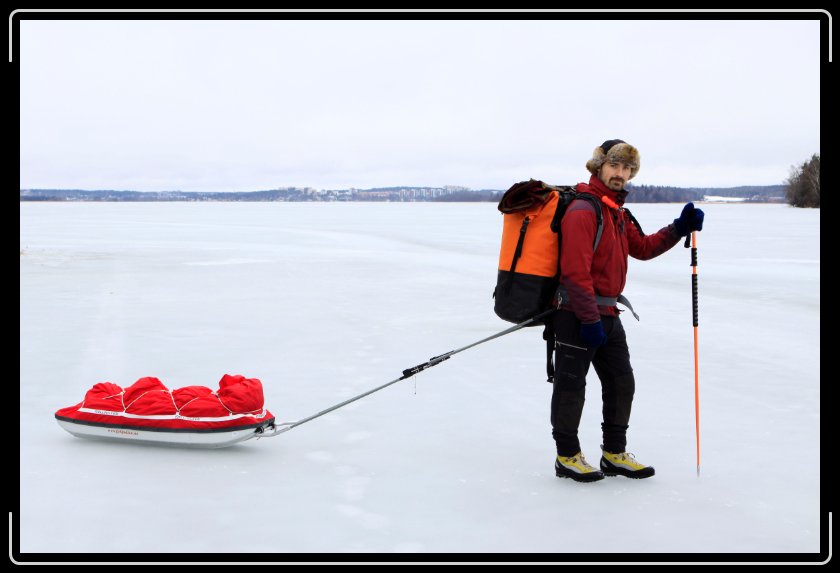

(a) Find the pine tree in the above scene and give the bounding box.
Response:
[785,154,820,208]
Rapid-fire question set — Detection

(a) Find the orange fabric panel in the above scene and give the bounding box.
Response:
[497,192,558,277]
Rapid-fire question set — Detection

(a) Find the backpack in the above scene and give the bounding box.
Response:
[493,179,604,325]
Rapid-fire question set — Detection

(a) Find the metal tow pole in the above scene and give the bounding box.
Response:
[257,308,555,438]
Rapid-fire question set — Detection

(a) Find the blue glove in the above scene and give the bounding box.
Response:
[673,202,705,237]
[580,321,608,348]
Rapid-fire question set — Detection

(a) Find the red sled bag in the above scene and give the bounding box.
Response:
[55,374,275,448]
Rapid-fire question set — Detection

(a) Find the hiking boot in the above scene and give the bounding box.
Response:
[599,446,656,479]
[555,452,605,482]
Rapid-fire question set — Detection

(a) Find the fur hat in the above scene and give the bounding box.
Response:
[585,139,640,179]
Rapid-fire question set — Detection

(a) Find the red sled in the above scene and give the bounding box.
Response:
[55,374,277,448]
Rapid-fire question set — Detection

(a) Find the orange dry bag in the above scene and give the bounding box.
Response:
[493,179,603,324]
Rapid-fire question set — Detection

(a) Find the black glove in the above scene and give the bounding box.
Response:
[673,202,705,237]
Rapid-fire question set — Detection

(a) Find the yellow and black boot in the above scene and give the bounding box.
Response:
[555,452,605,482]
[599,446,655,479]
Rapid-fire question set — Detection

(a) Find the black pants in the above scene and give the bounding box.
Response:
[550,309,636,457]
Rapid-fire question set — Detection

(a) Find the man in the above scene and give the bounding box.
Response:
[551,139,704,482]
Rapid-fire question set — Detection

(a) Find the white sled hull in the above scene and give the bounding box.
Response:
[56,418,267,449]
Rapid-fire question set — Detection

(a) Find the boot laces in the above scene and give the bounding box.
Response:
[605,449,638,463]
[613,451,647,468]
[576,452,596,471]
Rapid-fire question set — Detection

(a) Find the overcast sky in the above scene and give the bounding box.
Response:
[18,15,822,191]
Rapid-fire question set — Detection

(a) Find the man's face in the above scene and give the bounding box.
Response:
[598,161,633,191]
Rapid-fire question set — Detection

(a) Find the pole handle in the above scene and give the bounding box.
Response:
[690,232,698,327]
[692,274,699,327]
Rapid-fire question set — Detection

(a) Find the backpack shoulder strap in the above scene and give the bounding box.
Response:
[559,191,604,251]
[548,186,576,233]
[623,206,644,235]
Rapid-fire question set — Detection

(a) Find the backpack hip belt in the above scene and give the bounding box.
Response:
[543,286,639,383]
[553,284,639,321]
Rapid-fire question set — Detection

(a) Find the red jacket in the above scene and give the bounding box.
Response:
[559,175,680,323]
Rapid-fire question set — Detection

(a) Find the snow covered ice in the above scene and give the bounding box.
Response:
[19,201,821,557]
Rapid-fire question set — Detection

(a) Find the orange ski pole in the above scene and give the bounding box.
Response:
[688,231,701,476]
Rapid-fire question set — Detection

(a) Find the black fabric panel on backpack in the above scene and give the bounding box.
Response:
[494,270,557,325]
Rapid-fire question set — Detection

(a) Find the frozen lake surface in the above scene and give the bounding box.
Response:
[19,201,821,559]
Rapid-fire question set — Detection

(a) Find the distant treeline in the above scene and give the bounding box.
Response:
[624,184,786,203]
[19,184,786,203]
